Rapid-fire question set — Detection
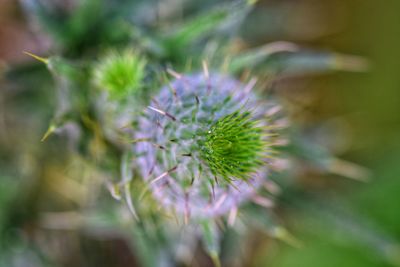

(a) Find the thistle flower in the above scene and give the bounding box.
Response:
[134,68,286,222]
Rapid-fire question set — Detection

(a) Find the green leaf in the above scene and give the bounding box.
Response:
[163,8,229,48]
[230,42,368,74]
[229,42,299,73]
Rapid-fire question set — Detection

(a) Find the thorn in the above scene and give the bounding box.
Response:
[332,53,370,72]
[228,181,240,192]
[247,0,259,5]
[147,106,177,121]
[271,226,303,248]
[164,76,180,104]
[214,192,228,210]
[263,180,281,195]
[106,181,122,201]
[252,195,274,208]
[203,60,212,94]
[151,172,169,184]
[171,86,179,102]
[244,77,258,94]
[148,164,155,176]
[202,60,209,79]
[167,68,182,79]
[210,253,221,267]
[214,176,219,186]
[23,51,49,64]
[168,165,178,173]
[41,124,57,142]
[261,41,300,54]
[181,153,192,157]
[129,138,151,143]
[228,206,238,227]
[328,157,371,182]
[266,105,281,117]
[150,165,178,184]
[147,106,166,115]
[155,120,164,129]
[152,143,166,150]
[272,138,289,146]
[270,158,290,172]
[151,97,162,109]
[220,56,231,74]
[274,118,290,129]
[165,113,177,121]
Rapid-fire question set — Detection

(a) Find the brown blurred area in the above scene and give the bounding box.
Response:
[0,0,49,63]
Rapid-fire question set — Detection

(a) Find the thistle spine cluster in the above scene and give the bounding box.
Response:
[134,67,285,221]
[198,110,267,181]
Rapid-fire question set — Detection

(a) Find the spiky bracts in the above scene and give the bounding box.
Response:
[134,70,285,221]
[198,110,267,181]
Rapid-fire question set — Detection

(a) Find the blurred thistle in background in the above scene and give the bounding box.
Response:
[1,0,400,267]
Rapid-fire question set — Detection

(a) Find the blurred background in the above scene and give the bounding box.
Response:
[1,0,400,266]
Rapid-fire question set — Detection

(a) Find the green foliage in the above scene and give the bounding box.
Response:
[198,110,266,181]
[93,49,146,99]
[5,1,388,266]
[229,43,368,74]
[160,3,235,62]
[29,0,137,54]
[163,8,228,48]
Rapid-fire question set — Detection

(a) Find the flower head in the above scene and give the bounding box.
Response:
[134,71,284,220]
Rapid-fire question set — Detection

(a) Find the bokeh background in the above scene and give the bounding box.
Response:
[1,0,400,266]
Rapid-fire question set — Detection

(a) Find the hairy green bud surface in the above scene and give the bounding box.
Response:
[198,110,265,181]
[93,49,146,99]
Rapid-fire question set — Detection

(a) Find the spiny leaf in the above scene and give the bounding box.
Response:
[229,41,299,73]
[163,8,229,48]
[230,42,369,74]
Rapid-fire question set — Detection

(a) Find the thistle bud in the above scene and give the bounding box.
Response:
[93,49,146,100]
[92,49,146,142]
[134,71,285,221]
